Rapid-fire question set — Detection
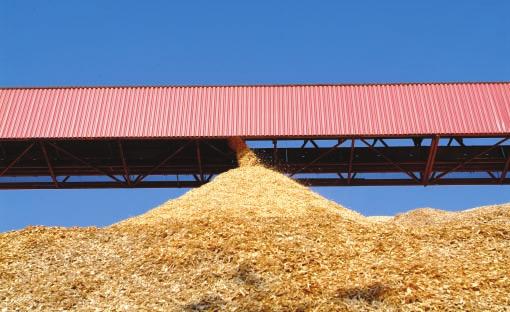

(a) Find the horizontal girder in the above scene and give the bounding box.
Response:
[0,137,509,189]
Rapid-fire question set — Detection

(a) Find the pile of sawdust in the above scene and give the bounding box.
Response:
[118,165,366,227]
[392,207,454,227]
[1,142,510,311]
[381,204,510,228]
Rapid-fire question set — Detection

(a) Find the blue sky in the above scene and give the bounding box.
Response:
[1,0,509,232]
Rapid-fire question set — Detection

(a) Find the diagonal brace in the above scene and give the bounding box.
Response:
[289,139,345,177]
[360,138,420,182]
[117,140,131,186]
[0,142,35,177]
[48,142,123,183]
[501,153,510,183]
[134,141,191,185]
[432,137,509,182]
[422,136,440,185]
[204,141,234,158]
[40,142,58,188]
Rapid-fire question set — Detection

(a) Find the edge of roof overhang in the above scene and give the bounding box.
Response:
[1,81,510,91]
[1,133,510,142]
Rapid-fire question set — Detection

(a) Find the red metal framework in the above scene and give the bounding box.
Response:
[1,83,509,189]
[0,136,509,189]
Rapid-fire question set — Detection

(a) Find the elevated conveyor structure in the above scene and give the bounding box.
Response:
[1,82,509,189]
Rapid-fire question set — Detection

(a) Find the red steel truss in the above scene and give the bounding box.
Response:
[0,136,509,189]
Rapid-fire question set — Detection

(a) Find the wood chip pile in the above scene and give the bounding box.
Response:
[1,143,509,311]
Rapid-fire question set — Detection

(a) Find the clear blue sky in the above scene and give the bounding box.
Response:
[1,0,509,232]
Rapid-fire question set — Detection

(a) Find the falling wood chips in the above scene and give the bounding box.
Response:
[1,142,510,311]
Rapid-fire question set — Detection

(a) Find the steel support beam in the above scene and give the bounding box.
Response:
[432,137,509,182]
[422,136,439,185]
[1,176,507,190]
[48,142,123,183]
[289,140,344,177]
[1,137,510,189]
[117,140,131,186]
[0,142,35,177]
[487,171,497,180]
[347,139,355,185]
[204,141,233,158]
[134,142,191,185]
[196,140,204,183]
[301,177,510,187]
[501,154,510,183]
[360,138,420,183]
[39,142,58,188]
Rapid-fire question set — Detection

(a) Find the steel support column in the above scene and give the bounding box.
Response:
[196,140,204,183]
[501,154,510,183]
[422,136,439,185]
[117,140,131,186]
[39,142,58,188]
[347,139,355,185]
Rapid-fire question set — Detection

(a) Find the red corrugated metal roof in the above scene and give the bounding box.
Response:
[1,82,509,139]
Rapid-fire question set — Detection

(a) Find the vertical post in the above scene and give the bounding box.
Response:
[501,155,510,183]
[347,138,355,184]
[117,140,131,186]
[196,140,204,183]
[422,136,439,186]
[40,142,59,188]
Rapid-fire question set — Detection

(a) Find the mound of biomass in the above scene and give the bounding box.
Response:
[392,207,454,227]
[118,165,365,227]
[1,143,510,311]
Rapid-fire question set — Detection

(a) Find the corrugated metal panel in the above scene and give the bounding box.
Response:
[1,82,509,139]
